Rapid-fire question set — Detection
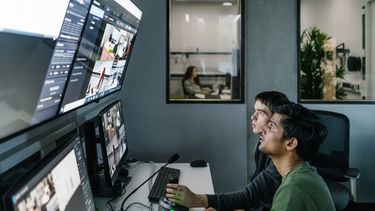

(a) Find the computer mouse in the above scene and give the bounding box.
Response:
[190,159,207,167]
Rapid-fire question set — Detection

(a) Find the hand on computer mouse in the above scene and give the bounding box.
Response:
[165,184,207,208]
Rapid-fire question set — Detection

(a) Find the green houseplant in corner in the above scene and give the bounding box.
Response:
[300,26,347,100]
[300,26,330,100]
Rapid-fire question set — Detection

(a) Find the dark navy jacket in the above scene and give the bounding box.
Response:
[206,143,281,211]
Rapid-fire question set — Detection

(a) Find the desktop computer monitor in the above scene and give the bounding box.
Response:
[84,100,128,196]
[100,101,127,183]
[1,135,95,211]
[0,0,91,141]
[59,0,143,114]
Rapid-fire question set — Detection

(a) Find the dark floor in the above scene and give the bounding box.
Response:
[343,201,375,211]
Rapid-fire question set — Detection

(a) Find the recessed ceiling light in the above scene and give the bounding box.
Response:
[185,14,190,22]
[223,2,232,6]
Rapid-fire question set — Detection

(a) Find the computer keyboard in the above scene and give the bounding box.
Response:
[148,167,181,202]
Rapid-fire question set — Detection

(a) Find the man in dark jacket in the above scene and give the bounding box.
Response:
[166,91,289,210]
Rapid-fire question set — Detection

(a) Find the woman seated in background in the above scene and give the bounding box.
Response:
[182,66,212,97]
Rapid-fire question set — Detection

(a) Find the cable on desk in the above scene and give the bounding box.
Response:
[124,202,150,211]
[106,193,126,211]
[148,162,157,211]
[106,199,115,211]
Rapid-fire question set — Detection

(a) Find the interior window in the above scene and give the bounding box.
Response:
[299,0,375,102]
[168,0,243,103]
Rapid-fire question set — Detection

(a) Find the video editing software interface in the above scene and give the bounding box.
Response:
[60,0,142,113]
[101,101,127,180]
[0,0,142,141]
[0,0,91,140]
[4,136,95,211]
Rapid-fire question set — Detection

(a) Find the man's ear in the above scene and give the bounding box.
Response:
[285,137,298,151]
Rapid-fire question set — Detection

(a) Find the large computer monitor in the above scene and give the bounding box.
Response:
[84,100,129,196]
[0,0,91,140]
[1,135,95,211]
[59,0,143,113]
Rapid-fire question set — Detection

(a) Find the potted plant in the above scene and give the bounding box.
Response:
[300,26,346,100]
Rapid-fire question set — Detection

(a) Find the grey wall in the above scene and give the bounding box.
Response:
[122,0,247,192]
[245,0,298,177]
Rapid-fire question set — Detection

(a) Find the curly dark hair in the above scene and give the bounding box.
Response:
[182,66,201,87]
[272,102,328,161]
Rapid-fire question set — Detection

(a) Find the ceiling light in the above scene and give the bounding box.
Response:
[185,14,190,22]
[223,2,232,6]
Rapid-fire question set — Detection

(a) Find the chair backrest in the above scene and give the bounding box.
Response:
[311,110,350,174]
[182,79,188,95]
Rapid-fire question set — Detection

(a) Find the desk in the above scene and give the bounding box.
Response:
[94,163,215,211]
[194,93,231,100]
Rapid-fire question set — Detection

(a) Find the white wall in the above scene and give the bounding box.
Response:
[170,2,240,75]
[301,0,363,56]
[171,1,238,52]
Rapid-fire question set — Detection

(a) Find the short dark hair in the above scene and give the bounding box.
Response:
[272,102,328,161]
[255,91,289,113]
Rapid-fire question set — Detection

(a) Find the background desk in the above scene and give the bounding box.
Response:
[94,163,215,211]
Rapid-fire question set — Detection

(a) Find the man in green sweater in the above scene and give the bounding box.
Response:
[259,102,335,211]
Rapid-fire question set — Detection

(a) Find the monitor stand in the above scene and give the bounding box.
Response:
[112,167,132,196]
[91,166,131,197]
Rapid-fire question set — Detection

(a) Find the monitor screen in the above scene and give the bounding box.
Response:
[100,101,127,180]
[59,0,142,113]
[0,0,91,140]
[3,135,95,211]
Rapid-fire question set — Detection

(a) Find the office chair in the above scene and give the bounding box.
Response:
[310,110,360,211]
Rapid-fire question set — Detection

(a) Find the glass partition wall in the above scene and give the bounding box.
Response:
[299,0,375,102]
[168,0,243,103]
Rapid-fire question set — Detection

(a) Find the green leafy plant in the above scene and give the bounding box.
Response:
[300,26,331,99]
[300,26,347,100]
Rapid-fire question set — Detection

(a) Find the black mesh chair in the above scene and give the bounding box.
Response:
[311,110,360,211]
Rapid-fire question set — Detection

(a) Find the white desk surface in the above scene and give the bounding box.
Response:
[94,162,215,211]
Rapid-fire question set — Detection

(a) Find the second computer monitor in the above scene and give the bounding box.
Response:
[83,100,128,196]
[59,0,142,113]
[100,101,127,181]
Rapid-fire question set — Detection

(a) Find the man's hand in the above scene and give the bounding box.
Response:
[165,184,208,208]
